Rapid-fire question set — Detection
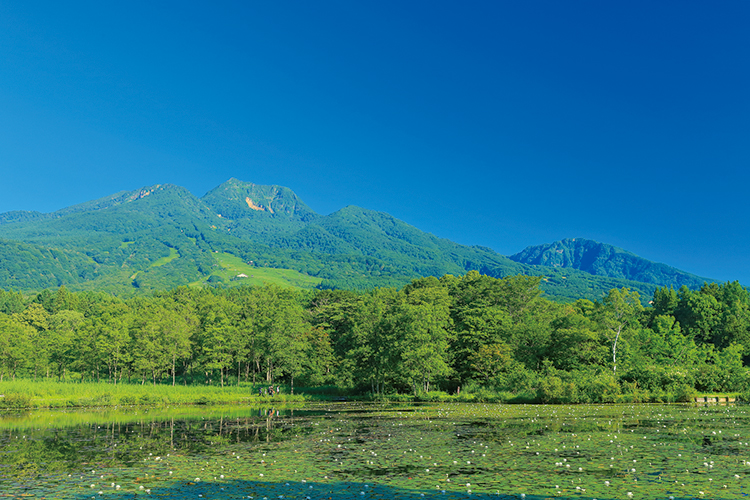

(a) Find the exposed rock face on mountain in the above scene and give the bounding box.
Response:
[0,180,715,300]
[202,178,319,223]
[509,238,709,289]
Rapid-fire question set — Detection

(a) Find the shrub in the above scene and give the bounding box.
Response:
[0,393,32,409]
[620,381,650,403]
[195,395,217,405]
[671,383,697,403]
[499,366,538,394]
[414,391,451,402]
[537,376,578,404]
[575,371,620,403]
[118,394,137,405]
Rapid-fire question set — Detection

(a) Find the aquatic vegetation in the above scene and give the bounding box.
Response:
[0,379,308,409]
[1,403,749,499]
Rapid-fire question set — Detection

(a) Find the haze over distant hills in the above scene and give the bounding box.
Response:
[0,179,716,301]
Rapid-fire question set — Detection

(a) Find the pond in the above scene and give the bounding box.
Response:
[0,402,749,499]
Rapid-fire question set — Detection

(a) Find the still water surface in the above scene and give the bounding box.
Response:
[1,402,749,499]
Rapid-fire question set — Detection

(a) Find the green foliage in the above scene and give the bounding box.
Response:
[0,180,715,303]
[0,262,747,404]
[0,392,32,408]
[511,237,713,289]
[0,379,307,408]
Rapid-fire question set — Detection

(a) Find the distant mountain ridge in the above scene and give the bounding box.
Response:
[509,238,710,290]
[0,179,716,301]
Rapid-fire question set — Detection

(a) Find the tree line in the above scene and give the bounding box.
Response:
[0,272,748,402]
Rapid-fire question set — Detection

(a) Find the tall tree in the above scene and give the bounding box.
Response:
[0,314,35,380]
[47,309,86,380]
[596,288,643,374]
[397,286,453,393]
[192,293,235,386]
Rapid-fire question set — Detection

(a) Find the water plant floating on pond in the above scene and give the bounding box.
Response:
[0,403,749,499]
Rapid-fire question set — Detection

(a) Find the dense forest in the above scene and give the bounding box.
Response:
[0,273,748,403]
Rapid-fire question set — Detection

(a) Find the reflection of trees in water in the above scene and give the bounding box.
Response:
[0,408,293,475]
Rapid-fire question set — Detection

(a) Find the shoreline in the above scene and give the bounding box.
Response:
[0,379,741,410]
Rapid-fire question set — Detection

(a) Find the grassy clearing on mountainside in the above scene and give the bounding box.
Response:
[150,247,180,267]
[193,252,322,289]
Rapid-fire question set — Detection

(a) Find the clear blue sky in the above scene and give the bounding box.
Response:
[1,1,748,284]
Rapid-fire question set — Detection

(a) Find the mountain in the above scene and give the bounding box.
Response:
[0,180,714,301]
[202,179,319,236]
[509,238,711,290]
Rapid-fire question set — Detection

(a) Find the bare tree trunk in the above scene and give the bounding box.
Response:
[612,325,622,374]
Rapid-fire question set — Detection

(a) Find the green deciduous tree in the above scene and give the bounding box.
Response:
[596,288,643,374]
[548,310,606,371]
[397,286,453,393]
[47,310,86,380]
[0,313,35,380]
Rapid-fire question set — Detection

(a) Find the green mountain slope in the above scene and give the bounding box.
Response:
[201,178,319,238]
[271,206,525,277]
[510,237,711,289]
[0,184,219,293]
[0,238,99,290]
[0,180,715,301]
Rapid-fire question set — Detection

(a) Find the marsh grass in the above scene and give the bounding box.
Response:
[0,379,308,408]
[0,378,738,410]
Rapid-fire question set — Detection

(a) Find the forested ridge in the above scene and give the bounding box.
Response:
[1,273,748,403]
[0,179,714,301]
[510,237,710,289]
